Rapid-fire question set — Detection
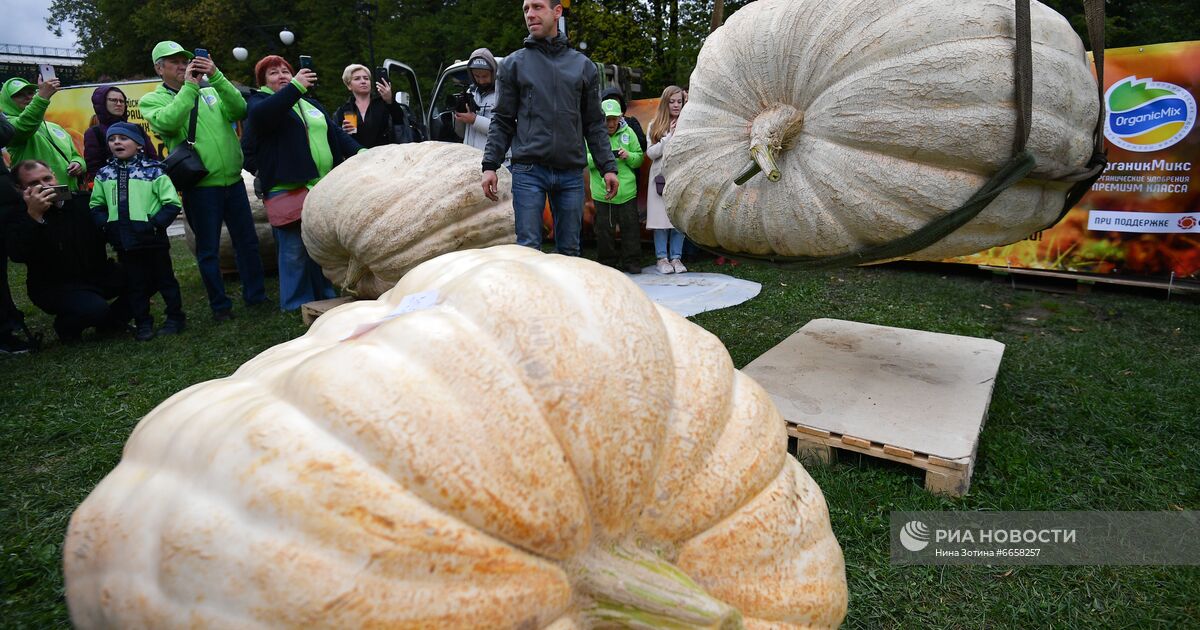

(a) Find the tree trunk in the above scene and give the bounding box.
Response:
[711,0,725,33]
[654,0,665,73]
[669,0,679,84]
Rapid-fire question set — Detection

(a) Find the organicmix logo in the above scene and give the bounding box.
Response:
[900,520,931,552]
[1104,76,1196,152]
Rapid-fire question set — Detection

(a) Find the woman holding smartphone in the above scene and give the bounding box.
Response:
[242,55,363,312]
[333,64,416,148]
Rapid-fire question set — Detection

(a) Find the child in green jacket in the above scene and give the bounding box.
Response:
[90,123,186,341]
[587,99,644,274]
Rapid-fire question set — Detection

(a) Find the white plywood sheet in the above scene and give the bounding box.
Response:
[742,318,1004,461]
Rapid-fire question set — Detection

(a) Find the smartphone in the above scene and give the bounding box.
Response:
[194,48,210,59]
[376,66,388,82]
[39,64,56,81]
[299,55,313,70]
[40,184,71,202]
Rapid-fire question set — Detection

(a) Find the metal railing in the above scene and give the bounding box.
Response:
[0,43,84,59]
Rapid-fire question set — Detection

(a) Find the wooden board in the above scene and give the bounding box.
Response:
[744,318,1004,496]
[784,425,977,496]
[301,296,356,326]
[980,265,1199,295]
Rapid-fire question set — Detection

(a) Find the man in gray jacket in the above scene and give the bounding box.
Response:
[482,0,618,257]
[454,48,499,152]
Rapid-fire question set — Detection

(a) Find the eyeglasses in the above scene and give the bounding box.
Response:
[106,98,126,104]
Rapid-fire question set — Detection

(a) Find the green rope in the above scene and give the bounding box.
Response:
[704,151,1036,269]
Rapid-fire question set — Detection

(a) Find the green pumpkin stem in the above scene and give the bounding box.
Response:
[567,542,743,629]
[736,104,805,186]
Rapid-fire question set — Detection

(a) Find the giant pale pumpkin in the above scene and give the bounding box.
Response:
[664,0,1099,262]
[302,142,516,298]
[64,245,847,629]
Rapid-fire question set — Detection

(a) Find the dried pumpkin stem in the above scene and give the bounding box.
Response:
[736,104,805,186]
[567,542,743,629]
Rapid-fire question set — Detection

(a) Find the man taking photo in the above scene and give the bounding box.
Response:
[482,0,618,257]
[453,48,499,152]
[140,41,267,322]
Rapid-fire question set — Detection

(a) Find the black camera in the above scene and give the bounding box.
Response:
[452,90,478,114]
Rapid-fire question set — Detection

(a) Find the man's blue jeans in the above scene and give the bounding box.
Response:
[184,182,267,313]
[510,163,585,256]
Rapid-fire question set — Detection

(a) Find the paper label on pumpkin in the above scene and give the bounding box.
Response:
[342,290,439,341]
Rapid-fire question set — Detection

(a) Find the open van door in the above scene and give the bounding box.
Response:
[382,59,427,141]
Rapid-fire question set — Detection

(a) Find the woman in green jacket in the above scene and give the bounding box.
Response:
[0,77,85,190]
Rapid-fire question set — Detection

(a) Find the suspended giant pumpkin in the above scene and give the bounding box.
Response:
[63,245,847,629]
[664,0,1099,262]
[302,142,516,298]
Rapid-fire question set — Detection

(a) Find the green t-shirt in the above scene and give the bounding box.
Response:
[261,81,333,193]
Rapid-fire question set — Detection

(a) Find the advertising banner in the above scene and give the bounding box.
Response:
[948,41,1200,280]
[36,80,167,163]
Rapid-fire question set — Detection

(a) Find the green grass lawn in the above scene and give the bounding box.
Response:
[2,239,1198,627]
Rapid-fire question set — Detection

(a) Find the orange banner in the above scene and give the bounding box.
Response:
[948,41,1200,279]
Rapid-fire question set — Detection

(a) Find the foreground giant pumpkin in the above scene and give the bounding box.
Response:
[302,142,516,298]
[64,246,847,628]
[664,0,1099,261]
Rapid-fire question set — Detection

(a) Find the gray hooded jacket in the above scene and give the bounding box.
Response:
[457,48,499,151]
[483,33,616,174]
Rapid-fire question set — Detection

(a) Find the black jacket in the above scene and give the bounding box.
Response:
[5,195,121,298]
[242,84,363,192]
[483,32,616,174]
[333,96,419,149]
[0,111,13,177]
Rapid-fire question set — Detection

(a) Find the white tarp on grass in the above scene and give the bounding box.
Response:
[626,268,761,317]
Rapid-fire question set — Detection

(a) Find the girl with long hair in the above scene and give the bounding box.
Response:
[645,85,687,274]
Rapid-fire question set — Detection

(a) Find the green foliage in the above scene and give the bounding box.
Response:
[1041,0,1200,51]
[49,1,1199,112]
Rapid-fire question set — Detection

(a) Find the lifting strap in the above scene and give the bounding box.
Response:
[713,0,1107,269]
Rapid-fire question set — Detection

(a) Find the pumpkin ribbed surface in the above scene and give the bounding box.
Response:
[664,0,1098,261]
[302,142,516,298]
[63,246,846,629]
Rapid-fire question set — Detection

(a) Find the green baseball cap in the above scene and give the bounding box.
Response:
[151,41,193,63]
[601,98,622,117]
[7,78,34,94]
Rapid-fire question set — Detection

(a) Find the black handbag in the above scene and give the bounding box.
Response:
[162,101,208,190]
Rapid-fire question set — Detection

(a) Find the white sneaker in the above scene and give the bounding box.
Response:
[656,258,674,274]
[671,259,687,273]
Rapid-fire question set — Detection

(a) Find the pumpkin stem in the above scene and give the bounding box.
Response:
[342,259,366,296]
[566,542,743,629]
[736,104,805,185]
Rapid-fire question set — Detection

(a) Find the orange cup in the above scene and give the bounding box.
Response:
[343,112,358,132]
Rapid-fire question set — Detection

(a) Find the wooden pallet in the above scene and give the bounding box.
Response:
[300,296,356,326]
[981,265,1198,297]
[787,423,978,497]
